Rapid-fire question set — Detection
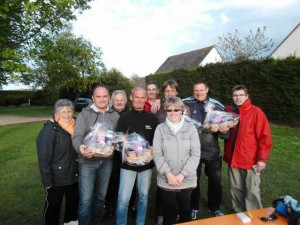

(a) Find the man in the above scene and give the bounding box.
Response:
[223,85,272,212]
[116,87,159,225]
[72,84,119,225]
[183,80,229,219]
[156,79,179,123]
[104,90,128,219]
[145,81,160,113]
[111,90,128,114]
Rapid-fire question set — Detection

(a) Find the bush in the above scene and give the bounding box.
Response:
[146,58,300,126]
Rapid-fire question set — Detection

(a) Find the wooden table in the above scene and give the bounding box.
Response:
[177,208,287,225]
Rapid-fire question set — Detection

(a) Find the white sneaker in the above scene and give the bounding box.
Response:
[64,220,78,225]
[157,216,163,225]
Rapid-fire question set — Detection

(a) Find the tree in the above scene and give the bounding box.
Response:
[216,26,274,62]
[100,68,134,94]
[0,0,93,86]
[31,30,104,99]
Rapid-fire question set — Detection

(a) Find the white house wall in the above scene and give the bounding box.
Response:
[200,47,222,66]
[271,24,300,58]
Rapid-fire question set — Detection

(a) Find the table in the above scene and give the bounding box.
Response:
[177,208,287,225]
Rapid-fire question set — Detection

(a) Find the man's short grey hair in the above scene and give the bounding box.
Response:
[131,87,146,95]
[111,90,127,101]
[54,99,74,114]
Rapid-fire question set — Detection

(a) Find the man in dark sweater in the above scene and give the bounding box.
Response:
[104,90,129,219]
[116,87,159,225]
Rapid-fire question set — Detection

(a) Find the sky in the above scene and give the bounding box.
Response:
[3,0,300,89]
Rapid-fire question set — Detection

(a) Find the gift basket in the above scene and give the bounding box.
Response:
[83,122,115,158]
[203,102,239,132]
[122,133,153,166]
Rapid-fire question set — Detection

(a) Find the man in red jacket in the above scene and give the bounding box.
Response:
[224,85,272,213]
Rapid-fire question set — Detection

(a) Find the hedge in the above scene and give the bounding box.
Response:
[146,58,300,126]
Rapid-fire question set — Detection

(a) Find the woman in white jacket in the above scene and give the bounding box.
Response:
[153,96,201,225]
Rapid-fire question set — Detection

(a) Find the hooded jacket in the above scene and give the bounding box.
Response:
[223,98,272,169]
[72,103,119,163]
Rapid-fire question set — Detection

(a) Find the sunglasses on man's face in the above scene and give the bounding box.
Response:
[166,109,182,112]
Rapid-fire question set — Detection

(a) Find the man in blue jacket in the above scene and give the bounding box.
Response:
[183,80,229,219]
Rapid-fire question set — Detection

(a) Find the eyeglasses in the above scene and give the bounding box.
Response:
[166,109,182,112]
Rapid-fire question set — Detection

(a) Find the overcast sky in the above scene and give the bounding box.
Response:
[3,0,300,90]
[72,0,300,77]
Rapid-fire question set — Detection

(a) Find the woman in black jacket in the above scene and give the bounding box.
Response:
[36,99,78,225]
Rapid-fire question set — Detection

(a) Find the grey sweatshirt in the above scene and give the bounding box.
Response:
[72,104,119,163]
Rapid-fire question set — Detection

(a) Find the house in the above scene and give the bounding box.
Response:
[270,22,300,59]
[155,45,222,74]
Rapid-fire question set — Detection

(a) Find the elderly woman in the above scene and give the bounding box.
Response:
[36,99,78,225]
[153,96,201,225]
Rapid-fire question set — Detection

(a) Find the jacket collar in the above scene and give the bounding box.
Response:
[161,120,189,134]
[238,98,252,114]
[131,108,146,114]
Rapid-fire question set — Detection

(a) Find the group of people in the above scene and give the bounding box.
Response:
[36,80,272,225]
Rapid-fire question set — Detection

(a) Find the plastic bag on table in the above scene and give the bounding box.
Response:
[203,102,239,132]
[121,132,153,166]
[83,122,114,158]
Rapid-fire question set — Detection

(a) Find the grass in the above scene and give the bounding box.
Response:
[0,111,299,224]
[0,106,53,116]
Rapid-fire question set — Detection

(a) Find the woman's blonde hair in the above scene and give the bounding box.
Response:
[164,96,184,110]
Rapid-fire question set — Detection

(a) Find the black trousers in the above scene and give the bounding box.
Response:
[156,186,163,216]
[191,157,223,211]
[161,188,192,225]
[42,183,78,225]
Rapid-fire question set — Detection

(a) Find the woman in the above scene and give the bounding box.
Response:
[36,99,78,225]
[153,96,201,225]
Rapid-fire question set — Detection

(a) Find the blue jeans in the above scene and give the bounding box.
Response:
[78,160,112,225]
[116,168,152,225]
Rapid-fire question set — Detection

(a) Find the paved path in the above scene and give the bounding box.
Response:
[0,115,49,126]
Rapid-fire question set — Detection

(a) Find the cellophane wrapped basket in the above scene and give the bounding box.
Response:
[203,102,239,132]
[122,133,153,166]
[83,122,115,158]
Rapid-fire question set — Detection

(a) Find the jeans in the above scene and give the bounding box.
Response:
[191,157,223,211]
[78,160,113,225]
[116,168,152,225]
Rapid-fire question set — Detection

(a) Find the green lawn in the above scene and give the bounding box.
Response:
[0,120,299,225]
[0,106,53,116]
